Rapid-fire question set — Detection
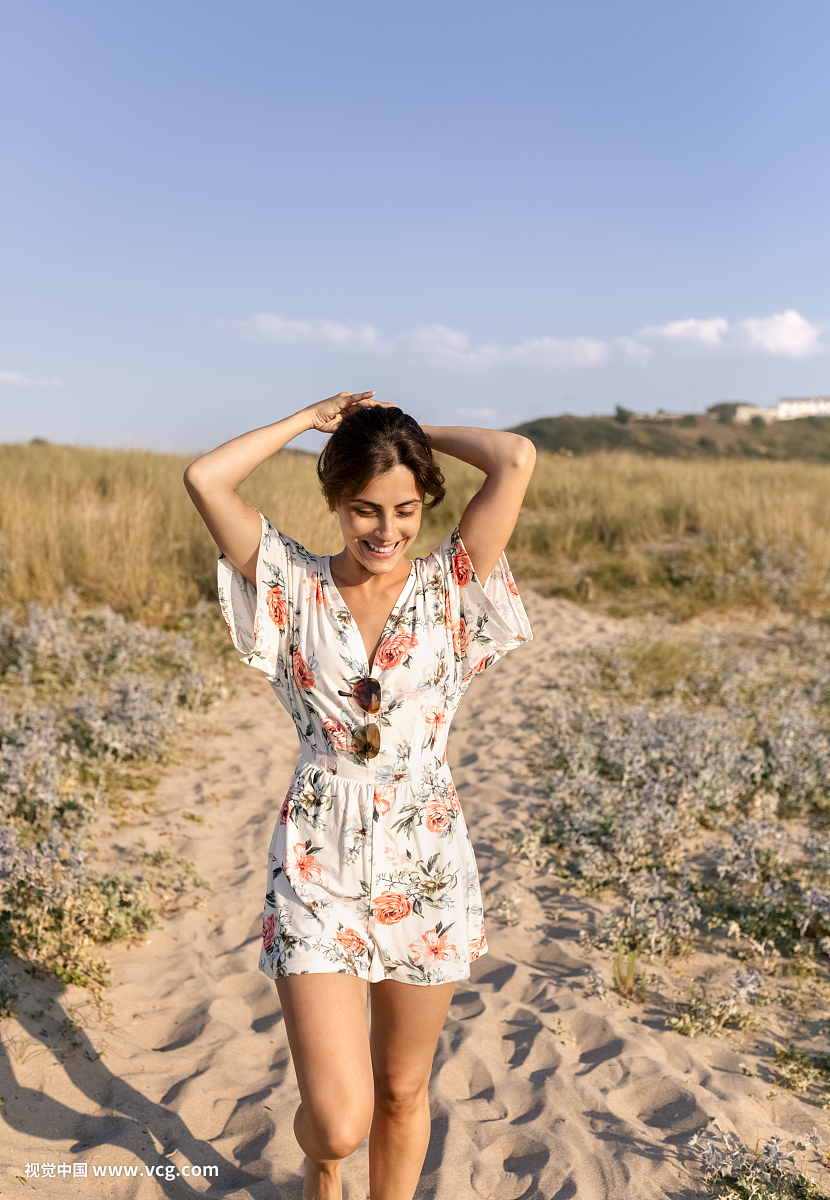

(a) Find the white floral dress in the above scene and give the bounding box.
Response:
[218,512,532,986]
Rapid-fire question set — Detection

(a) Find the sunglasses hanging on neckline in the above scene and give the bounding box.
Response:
[338,677,382,759]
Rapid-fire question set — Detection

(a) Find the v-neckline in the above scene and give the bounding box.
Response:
[323,556,415,674]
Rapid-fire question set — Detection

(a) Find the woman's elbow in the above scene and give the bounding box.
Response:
[183,460,208,498]
[510,435,536,472]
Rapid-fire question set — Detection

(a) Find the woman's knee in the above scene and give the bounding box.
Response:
[298,1104,372,1161]
[373,1073,429,1120]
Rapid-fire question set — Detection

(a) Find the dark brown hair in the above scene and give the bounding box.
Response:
[317,405,446,511]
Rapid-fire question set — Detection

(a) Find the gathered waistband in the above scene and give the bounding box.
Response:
[294,745,453,788]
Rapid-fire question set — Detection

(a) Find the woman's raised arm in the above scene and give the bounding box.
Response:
[183,392,377,583]
[420,425,536,582]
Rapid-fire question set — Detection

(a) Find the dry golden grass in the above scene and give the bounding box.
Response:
[512,452,830,615]
[3,442,830,622]
[0,443,475,623]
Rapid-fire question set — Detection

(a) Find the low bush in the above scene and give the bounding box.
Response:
[667,971,763,1038]
[689,1120,829,1199]
[0,600,226,998]
[507,626,830,970]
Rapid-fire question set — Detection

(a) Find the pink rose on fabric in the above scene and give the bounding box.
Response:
[323,716,351,752]
[409,927,457,969]
[452,547,474,588]
[374,632,418,672]
[336,927,367,954]
[266,585,288,627]
[279,788,291,825]
[423,800,450,833]
[263,913,278,952]
[293,651,315,690]
[452,618,474,658]
[372,891,413,925]
[446,780,461,814]
[505,567,519,598]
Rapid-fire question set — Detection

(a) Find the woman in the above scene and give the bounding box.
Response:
[184,391,535,1200]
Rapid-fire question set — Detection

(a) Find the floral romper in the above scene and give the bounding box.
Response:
[218,512,532,986]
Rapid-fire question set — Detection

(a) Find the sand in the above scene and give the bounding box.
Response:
[1,590,825,1199]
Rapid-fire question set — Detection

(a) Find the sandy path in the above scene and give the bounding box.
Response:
[0,592,821,1198]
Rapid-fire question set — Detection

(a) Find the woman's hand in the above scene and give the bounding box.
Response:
[183,392,398,585]
[307,391,396,433]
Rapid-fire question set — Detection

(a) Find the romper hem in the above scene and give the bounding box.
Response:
[259,952,486,987]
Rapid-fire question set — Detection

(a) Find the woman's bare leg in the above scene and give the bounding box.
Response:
[368,979,456,1200]
[276,974,375,1200]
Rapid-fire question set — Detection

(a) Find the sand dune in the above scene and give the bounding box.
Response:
[0,591,822,1198]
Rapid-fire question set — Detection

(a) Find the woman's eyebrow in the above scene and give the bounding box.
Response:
[350,498,422,508]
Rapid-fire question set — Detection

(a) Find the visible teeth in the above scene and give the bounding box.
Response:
[366,541,398,554]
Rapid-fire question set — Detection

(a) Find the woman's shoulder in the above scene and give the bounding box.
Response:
[256,511,325,573]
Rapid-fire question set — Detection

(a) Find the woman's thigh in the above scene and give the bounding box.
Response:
[276,974,375,1126]
[369,980,456,1095]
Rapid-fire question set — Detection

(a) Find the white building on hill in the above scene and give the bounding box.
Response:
[734,396,830,424]
[778,397,830,420]
[734,404,778,424]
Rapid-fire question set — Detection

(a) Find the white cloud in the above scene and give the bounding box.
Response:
[234,316,607,370]
[239,313,384,351]
[641,317,729,346]
[225,307,829,370]
[0,370,64,386]
[636,309,826,358]
[408,325,606,369]
[507,336,607,367]
[617,337,653,361]
[738,308,824,357]
[407,325,476,364]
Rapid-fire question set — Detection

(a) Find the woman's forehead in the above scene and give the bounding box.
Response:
[351,466,423,505]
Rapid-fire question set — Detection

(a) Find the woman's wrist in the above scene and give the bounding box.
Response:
[285,407,318,436]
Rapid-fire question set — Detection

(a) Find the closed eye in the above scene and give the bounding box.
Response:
[355,509,417,518]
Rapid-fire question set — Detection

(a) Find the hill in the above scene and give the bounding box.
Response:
[508,411,830,461]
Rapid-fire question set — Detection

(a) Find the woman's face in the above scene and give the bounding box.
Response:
[334,464,424,576]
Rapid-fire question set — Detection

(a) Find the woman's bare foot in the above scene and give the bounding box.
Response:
[303,1159,342,1200]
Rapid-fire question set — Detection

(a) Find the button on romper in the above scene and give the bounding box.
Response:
[217,512,533,986]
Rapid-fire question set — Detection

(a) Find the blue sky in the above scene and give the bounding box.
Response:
[2,0,829,453]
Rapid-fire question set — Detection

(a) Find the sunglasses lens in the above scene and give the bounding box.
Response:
[352,677,382,714]
[352,724,381,759]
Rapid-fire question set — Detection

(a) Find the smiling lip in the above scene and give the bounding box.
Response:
[363,540,400,557]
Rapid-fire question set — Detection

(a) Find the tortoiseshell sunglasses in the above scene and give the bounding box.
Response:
[338,677,382,760]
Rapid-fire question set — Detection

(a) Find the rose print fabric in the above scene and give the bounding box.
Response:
[218,512,532,986]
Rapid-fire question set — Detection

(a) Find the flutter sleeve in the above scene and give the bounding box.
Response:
[429,523,532,693]
[216,510,292,681]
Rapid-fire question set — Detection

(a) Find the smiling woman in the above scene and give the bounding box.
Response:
[314,407,446,667]
[183,391,535,1200]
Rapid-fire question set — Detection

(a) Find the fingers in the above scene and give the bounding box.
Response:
[343,394,379,410]
[335,391,375,407]
[348,396,399,410]
[315,391,398,431]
